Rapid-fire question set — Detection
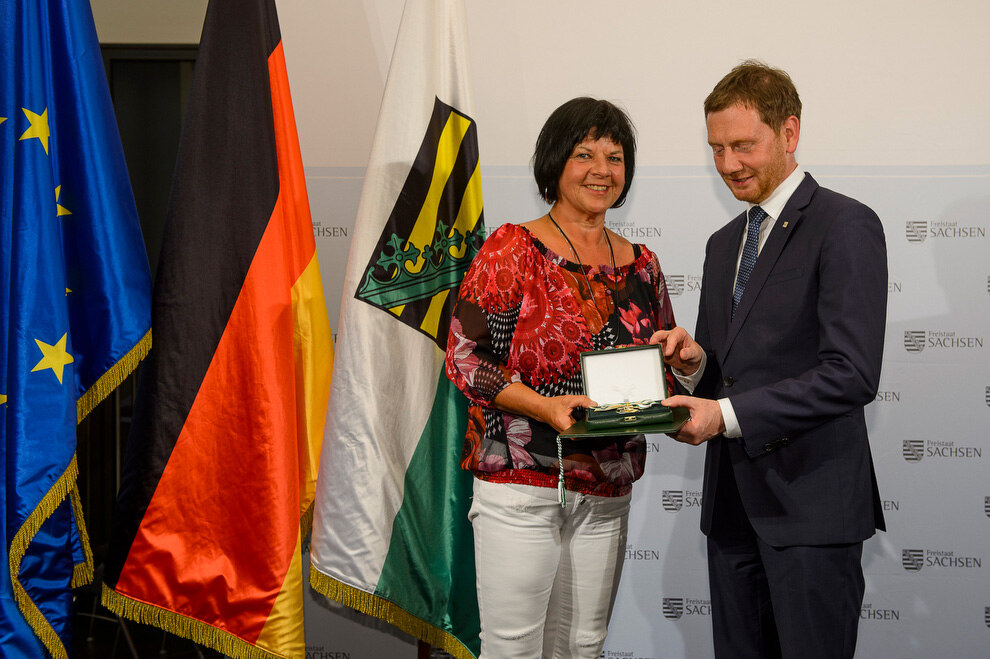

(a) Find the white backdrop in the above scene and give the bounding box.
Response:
[92,1,990,657]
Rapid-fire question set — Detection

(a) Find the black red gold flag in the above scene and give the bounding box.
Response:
[101,1,331,657]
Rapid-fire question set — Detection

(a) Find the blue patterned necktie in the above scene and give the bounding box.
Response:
[731,205,768,318]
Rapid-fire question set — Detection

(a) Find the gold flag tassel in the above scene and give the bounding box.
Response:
[8,455,93,659]
[309,566,475,659]
[77,328,152,423]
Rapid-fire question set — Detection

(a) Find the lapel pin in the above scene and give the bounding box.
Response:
[782,221,789,228]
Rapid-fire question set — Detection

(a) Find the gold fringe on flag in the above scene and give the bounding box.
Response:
[309,566,476,659]
[300,502,315,540]
[69,483,94,588]
[8,455,91,659]
[101,585,292,659]
[77,328,152,423]
[8,330,151,655]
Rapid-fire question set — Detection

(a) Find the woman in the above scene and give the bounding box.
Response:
[445,97,677,658]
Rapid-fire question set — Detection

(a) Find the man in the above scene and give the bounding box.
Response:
[653,60,887,658]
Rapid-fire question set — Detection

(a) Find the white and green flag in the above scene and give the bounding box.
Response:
[308,1,483,656]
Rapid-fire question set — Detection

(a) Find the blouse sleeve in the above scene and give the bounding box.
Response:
[645,249,682,395]
[445,225,530,407]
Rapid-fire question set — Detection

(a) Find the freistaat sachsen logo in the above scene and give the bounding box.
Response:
[902,548,983,572]
[903,330,926,353]
[662,597,684,620]
[355,97,485,349]
[905,221,927,243]
[902,440,924,463]
[905,219,986,241]
[861,603,901,622]
[662,490,683,512]
[902,549,924,572]
[665,274,685,297]
[904,439,982,461]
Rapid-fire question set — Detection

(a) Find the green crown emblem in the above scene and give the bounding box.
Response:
[358,221,480,310]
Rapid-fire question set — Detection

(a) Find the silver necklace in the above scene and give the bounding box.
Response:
[547,212,617,344]
[547,211,619,509]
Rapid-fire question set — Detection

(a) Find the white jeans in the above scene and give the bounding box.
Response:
[469,478,631,659]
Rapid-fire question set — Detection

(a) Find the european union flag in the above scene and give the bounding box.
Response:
[1,0,152,656]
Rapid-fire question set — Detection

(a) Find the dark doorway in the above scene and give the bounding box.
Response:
[102,45,197,279]
[72,44,221,659]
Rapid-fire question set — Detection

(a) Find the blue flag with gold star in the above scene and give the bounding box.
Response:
[1,0,152,656]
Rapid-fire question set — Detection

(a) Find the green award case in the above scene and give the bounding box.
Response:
[558,344,689,438]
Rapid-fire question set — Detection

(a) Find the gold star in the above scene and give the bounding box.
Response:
[1,116,6,126]
[55,186,71,217]
[31,333,74,384]
[0,394,7,406]
[20,107,50,154]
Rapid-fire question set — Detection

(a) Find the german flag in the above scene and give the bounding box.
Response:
[101,1,331,657]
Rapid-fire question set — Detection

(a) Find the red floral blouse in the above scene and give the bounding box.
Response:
[445,223,676,497]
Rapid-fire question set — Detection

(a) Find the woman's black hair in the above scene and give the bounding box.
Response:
[533,97,637,208]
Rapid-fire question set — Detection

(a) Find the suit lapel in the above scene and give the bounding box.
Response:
[721,175,818,356]
[708,213,746,348]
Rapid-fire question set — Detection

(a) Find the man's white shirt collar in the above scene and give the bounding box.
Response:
[750,165,806,221]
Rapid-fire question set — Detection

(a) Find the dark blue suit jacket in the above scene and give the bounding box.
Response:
[695,173,887,547]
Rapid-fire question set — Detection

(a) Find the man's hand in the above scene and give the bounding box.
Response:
[650,327,704,375]
[661,395,725,445]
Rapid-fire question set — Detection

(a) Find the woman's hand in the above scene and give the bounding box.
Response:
[494,383,597,433]
[537,395,598,433]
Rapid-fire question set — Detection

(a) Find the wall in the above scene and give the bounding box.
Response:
[91,0,206,44]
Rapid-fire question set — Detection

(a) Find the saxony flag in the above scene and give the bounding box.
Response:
[308,0,483,656]
[101,1,331,657]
